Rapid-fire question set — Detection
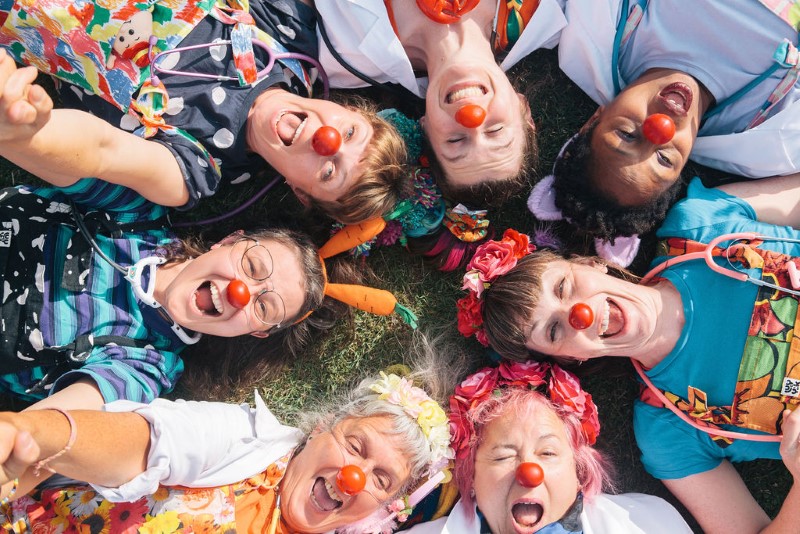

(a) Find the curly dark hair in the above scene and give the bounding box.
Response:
[551,124,685,242]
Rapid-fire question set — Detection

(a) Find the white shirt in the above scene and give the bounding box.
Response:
[315,0,568,98]
[405,494,693,534]
[94,392,304,502]
[558,0,800,178]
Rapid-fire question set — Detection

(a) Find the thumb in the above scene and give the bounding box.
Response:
[2,430,39,482]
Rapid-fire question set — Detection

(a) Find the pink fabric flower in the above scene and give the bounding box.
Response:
[498,360,548,388]
[467,240,518,282]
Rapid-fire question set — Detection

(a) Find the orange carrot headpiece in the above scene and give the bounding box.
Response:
[297,218,418,328]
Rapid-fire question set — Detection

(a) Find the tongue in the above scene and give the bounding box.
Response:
[606,301,624,336]
[195,284,215,313]
[277,113,302,145]
[663,92,686,113]
[312,478,340,512]
[512,503,543,528]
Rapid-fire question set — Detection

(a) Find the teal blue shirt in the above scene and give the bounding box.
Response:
[634,178,800,479]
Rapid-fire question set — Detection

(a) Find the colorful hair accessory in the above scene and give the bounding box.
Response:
[444,204,490,242]
[369,371,454,474]
[337,372,454,533]
[530,142,641,267]
[378,108,423,163]
[296,219,418,328]
[457,229,536,346]
[449,360,601,462]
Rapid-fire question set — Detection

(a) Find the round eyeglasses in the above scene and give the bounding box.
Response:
[229,238,286,328]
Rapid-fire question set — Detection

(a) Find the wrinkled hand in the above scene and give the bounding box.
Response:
[0,48,53,143]
[780,408,800,480]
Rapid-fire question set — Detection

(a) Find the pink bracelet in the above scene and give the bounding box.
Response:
[32,408,77,477]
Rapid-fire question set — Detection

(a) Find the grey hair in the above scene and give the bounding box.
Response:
[298,332,469,496]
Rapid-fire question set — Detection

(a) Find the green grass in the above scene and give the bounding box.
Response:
[0,48,793,532]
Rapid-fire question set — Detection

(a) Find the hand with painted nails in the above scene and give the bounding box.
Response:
[0,50,54,144]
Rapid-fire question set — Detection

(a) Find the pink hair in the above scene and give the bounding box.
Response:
[454,388,614,509]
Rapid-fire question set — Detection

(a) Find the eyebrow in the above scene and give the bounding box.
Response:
[441,136,515,164]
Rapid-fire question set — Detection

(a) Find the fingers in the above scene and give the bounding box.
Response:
[0,422,39,484]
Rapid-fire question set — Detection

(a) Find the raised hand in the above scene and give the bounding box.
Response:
[0,48,54,144]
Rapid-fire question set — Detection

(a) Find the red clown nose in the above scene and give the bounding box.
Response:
[312,126,342,156]
[516,462,545,488]
[569,303,594,330]
[455,104,486,128]
[226,279,251,309]
[336,465,366,496]
[642,114,675,145]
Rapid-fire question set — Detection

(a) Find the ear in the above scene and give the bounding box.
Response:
[292,186,312,208]
[517,93,534,129]
[250,330,270,339]
[212,230,245,250]
[579,106,604,134]
[419,115,426,131]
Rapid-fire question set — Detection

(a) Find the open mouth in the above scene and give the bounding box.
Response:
[276,111,308,146]
[511,501,543,533]
[445,83,487,104]
[310,477,343,512]
[599,298,624,338]
[658,82,692,116]
[192,281,223,316]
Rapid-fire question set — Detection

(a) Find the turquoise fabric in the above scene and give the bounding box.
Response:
[633,177,800,479]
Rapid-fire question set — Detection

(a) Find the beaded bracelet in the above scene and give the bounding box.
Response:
[32,408,77,477]
[0,477,19,507]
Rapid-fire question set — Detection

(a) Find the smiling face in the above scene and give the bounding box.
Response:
[589,68,711,206]
[279,416,412,533]
[247,90,374,205]
[473,402,580,534]
[522,259,661,361]
[422,62,530,189]
[155,238,307,338]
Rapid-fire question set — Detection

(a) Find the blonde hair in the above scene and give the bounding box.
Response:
[312,103,408,224]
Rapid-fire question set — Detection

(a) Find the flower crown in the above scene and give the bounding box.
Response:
[449,360,601,461]
[370,372,454,473]
[339,372,453,534]
[456,229,536,346]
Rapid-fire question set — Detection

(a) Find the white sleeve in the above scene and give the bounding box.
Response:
[582,493,693,534]
[92,392,304,502]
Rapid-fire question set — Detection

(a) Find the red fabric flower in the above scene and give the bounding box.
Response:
[548,365,600,445]
[448,399,473,460]
[499,360,548,388]
[456,293,484,338]
[454,367,499,408]
[500,228,536,259]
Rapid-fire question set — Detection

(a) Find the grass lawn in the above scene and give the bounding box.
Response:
[0,47,792,532]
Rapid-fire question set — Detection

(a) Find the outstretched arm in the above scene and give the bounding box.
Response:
[0,49,188,207]
[662,408,800,534]
[717,173,800,228]
[0,409,151,498]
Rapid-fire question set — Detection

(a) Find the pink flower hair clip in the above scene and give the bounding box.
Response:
[456,229,536,346]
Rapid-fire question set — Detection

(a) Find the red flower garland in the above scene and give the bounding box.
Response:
[449,360,601,459]
[457,229,535,346]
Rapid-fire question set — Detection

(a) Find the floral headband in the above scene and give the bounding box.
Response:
[340,372,454,533]
[449,360,601,462]
[456,229,536,346]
